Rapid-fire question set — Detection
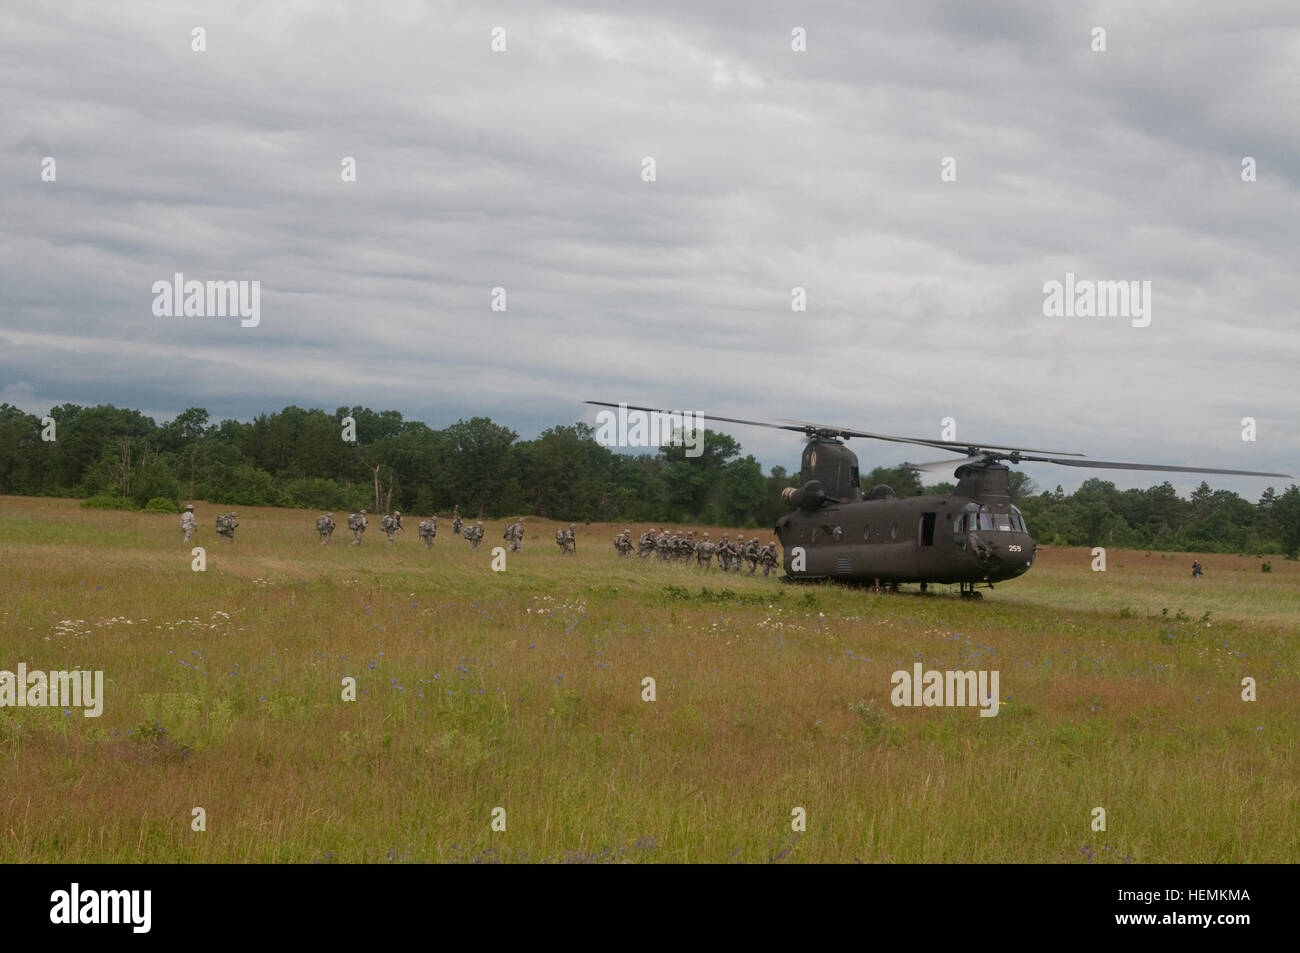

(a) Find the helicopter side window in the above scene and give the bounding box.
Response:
[889,522,898,540]
[863,525,870,541]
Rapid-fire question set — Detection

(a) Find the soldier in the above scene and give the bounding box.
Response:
[381,511,403,546]
[614,528,632,557]
[315,512,335,544]
[505,518,524,552]
[716,533,732,571]
[348,509,368,545]
[760,540,780,576]
[731,535,746,572]
[655,529,671,561]
[638,528,657,559]
[216,511,238,542]
[695,532,715,569]
[418,516,437,549]
[564,523,576,554]
[180,504,196,544]
[743,535,761,575]
[467,520,484,550]
[452,511,463,536]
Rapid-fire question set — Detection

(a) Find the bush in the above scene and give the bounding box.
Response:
[81,494,137,511]
[143,497,179,513]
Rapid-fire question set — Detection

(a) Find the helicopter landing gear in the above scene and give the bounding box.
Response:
[919,581,928,594]
[959,582,984,599]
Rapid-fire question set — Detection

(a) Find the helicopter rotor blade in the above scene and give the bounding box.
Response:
[904,456,983,472]
[1012,454,1292,479]
[585,403,1084,457]
[586,402,809,436]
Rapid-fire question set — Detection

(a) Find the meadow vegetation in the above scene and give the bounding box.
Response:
[1,496,1295,863]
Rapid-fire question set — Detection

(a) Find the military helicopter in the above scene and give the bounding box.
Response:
[586,401,1291,597]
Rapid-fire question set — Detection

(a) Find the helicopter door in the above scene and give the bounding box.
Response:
[919,512,936,547]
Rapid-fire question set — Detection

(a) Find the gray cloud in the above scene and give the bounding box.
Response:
[1,0,1296,498]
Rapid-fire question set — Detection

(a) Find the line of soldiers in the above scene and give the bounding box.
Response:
[180,503,239,542]
[624,527,780,575]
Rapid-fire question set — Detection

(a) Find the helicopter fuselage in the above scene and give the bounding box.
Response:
[773,438,1036,586]
[776,492,1036,584]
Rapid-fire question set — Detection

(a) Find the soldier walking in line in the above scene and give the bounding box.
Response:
[180,504,196,544]
[760,541,780,576]
[465,520,484,549]
[716,533,732,571]
[452,509,463,536]
[564,524,576,554]
[316,512,336,544]
[418,516,437,549]
[216,511,238,542]
[655,529,671,561]
[731,535,746,572]
[348,509,368,545]
[743,536,761,575]
[381,511,403,546]
[638,528,657,559]
[695,532,715,569]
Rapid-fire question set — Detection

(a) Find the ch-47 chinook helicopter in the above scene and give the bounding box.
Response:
[586,401,1291,597]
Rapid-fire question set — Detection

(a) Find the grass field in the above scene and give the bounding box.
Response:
[1,495,1296,863]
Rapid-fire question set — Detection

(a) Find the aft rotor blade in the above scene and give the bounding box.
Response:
[1015,455,1292,479]
[776,418,1083,457]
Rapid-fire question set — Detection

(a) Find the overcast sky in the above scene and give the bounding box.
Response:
[2,1,1297,497]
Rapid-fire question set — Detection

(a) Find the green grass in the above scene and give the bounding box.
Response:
[0,496,1296,862]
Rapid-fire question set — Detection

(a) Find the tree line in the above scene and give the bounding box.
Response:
[1,402,1297,555]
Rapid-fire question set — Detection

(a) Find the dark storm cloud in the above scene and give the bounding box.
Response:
[1,0,1296,496]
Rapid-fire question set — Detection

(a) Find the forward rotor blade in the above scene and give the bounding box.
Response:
[905,457,981,472]
[586,401,807,435]
[1015,455,1292,479]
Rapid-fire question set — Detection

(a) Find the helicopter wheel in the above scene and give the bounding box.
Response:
[919,582,928,594]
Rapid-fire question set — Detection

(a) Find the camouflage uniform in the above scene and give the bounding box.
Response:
[452,507,463,536]
[760,541,780,577]
[348,510,368,545]
[716,533,733,571]
[731,535,746,572]
[742,537,761,575]
[505,519,524,552]
[418,517,437,549]
[655,531,671,561]
[695,532,715,568]
[564,524,576,554]
[381,511,403,546]
[215,512,238,542]
[180,504,196,544]
[316,512,335,544]
[614,528,633,557]
[637,528,657,559]
[466,521,484,549]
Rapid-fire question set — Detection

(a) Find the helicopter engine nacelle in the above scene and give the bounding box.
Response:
[782,479,827,511]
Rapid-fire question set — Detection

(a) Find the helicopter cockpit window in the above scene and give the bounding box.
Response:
[969,506,1023,532]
